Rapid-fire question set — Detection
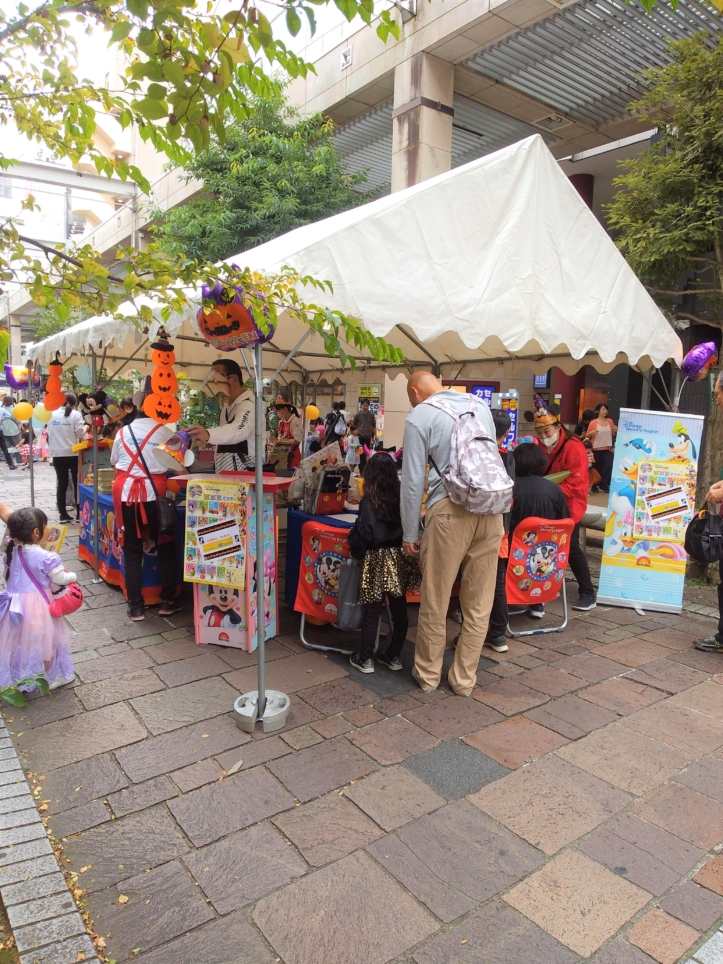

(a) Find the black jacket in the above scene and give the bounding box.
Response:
[348,498,403,560]
[510,475,569,535]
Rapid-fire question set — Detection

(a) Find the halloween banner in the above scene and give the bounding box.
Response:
[295,521,351,623]
[184,479,249,588]
[598,408,705,613]
[507,518,575,607]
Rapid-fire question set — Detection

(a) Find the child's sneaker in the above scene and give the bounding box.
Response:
[349,653,374,674]
[376,651,403,671]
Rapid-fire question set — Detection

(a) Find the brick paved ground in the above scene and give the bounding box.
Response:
[3,462,723,963]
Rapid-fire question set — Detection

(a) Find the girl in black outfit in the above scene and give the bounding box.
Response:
[348,452,417,674]
[120,397,139,426]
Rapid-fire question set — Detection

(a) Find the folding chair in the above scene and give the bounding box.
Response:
[506,516,575,638]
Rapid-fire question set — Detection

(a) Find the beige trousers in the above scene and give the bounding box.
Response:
[415,498,503,696]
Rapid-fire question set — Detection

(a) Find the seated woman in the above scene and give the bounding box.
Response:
[510,441,570,619]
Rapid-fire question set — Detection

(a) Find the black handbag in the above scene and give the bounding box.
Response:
[128,426,177,538]
[684,506,723,564]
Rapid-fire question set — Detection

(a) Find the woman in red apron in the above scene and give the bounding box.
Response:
[273,399,302,469]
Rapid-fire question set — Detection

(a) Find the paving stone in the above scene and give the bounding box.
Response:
[555,722,692,795]
[0,823,46,846]
[43,753,128,816]
[16,704,147,772]
[169,765,294,846]
[504,849,650,957]
[13,911,86,953]
[16,689,83,729]
[524,694,618,739]
[555,651,629,682]
[0,853,60,885]
[626,908,698,964]
[69,628,111,651]
[487,662,525,678]
[107,775,178,817]
[49,800,110,838]
[223,651,349,695]
[0,806,38,829]
[3,871,69,906]
[184,821,307,912]
[300,676,378,715]
[373,693,421,717]
[626,659,710,695]
[676,757,723,803]
[403,697,505,741]
[310,716,353,738]
[134,910,276,964]
[404,739,509,799]
[130,677,240,735]
[19,933,99,964]
[253,850,438,964]
[672,681,723,722]
[342,705,384,727]
[695,855,723,896]
[212,637,300,668]
[592,940,659,963]
[412,899,578,964]
[273,791,382,867]
[75,669,166,711]
[692,931,723,964]
[63,806,190,890]
[636,627,698,651]
[579,824,691,897]
[579,677,669,715]
[0,759,22,775]
[85,858,214,961]
[95,641,133,657]
[464,715,569,769]
[623,701,723,755]
[126,633,166,650]
[516,665,587,697]
[375,799,544,921]
[0,792,32,815]
[345,765,445,832]
[633,783,723,850]
[171,758,223,792]
[152,652,230,687]
[267,736,377,802]
[7,890,77,928]
[117,715,248,783]
[479,638,537,663]
[670,648,723,674]
[143,638,204,663]
[347,716,439,765]
[472,678,550,716]
[281,724,324,750]
[660,881,723,931]
[69,605,169,642]
[607,811,704,874]
[469,754,631,856]
[74,648,154,683]
[215,735,290,773]
[593,638,671,667]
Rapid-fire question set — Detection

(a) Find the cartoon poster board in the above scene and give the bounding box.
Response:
[506,518,575,606]
[299,441,344,486]
[246,491,277,650]
[598,409,705,613]
[194,583,248,649]
[184,479,248,588]
[294,521,350,624]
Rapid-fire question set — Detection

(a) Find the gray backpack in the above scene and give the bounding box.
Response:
[424,395,513,515]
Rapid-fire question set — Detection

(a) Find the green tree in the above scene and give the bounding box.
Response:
[0,0,405,369]
[154,87,373,263]
[606,33,723,522]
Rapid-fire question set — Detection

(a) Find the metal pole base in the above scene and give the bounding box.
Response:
[233,690,291,734]
[91,577,104,584]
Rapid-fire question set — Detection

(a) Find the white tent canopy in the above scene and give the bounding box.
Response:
[24,134,681,380]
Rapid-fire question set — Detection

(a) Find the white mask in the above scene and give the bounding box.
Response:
[541,429,560,449]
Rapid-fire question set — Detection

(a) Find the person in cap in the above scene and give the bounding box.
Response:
[187,359,261,473]
[273,397,303,468]
[533,402,597,611]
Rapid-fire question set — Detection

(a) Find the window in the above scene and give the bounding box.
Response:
[0,177,11,200]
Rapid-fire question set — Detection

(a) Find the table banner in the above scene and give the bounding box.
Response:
[295,521,350,623]
[184,479,249,588]
[598,408,705,612]
[507,517,575,606]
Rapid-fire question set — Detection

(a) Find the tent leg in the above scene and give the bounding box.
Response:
[233,342,291,734]
[26,361,35,507]
[90,348,102,585]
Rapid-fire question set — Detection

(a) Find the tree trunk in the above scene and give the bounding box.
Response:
[688,390,721,580]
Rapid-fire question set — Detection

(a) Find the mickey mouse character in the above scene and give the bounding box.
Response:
[78,391,108,428]
[203,584,242,628]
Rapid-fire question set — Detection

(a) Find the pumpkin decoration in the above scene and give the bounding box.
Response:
[144,332,181,424]
[43,354,66,411]
[198,272,274,352]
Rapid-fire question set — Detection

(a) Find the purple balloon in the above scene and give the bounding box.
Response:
[682,341,717,381]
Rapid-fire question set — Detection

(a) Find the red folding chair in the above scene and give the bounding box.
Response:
[506,516,575,638]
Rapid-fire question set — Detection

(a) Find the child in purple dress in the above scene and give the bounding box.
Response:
[0,505,76,691]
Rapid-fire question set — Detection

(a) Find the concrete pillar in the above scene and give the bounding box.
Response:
[9,314,22,366]
[391,53,454,193]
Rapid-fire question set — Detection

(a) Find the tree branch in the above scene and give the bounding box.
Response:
[648,287,723,297]
[15,233,130,288]
[676,312,723,328]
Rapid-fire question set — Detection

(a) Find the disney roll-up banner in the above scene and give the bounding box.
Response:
[598,408,705,613]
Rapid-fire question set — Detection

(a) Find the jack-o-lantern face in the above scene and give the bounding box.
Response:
[199,303,251,340]
[151,347,176,367]
[144,393,180,423]
[151,368,178,395]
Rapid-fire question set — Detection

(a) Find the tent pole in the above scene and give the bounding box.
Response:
[26,360,35,507]
[254,341,266,720]
[91,348,102,584]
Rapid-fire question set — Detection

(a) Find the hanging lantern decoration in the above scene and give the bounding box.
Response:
[197,270,275,352]
[13,401,33,421]
[5,364,40,392]
[43,354,66,411]
[143,332,181,424]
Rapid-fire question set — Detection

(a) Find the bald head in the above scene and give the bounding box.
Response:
[407,371,444,408]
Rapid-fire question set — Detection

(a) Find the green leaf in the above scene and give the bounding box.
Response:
[0,689,27,707]
[162,60,185,87]
[303,6,317,34]
[125,0,148,17]
[285,7,302,36]
[134,97,168,120]
[136,27,157,50]
[147,83,167,100]
[255,10,274,46]
[334,0,358,21]
[110,21,133,43]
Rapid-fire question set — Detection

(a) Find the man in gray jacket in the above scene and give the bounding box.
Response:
[401,372,503,696]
